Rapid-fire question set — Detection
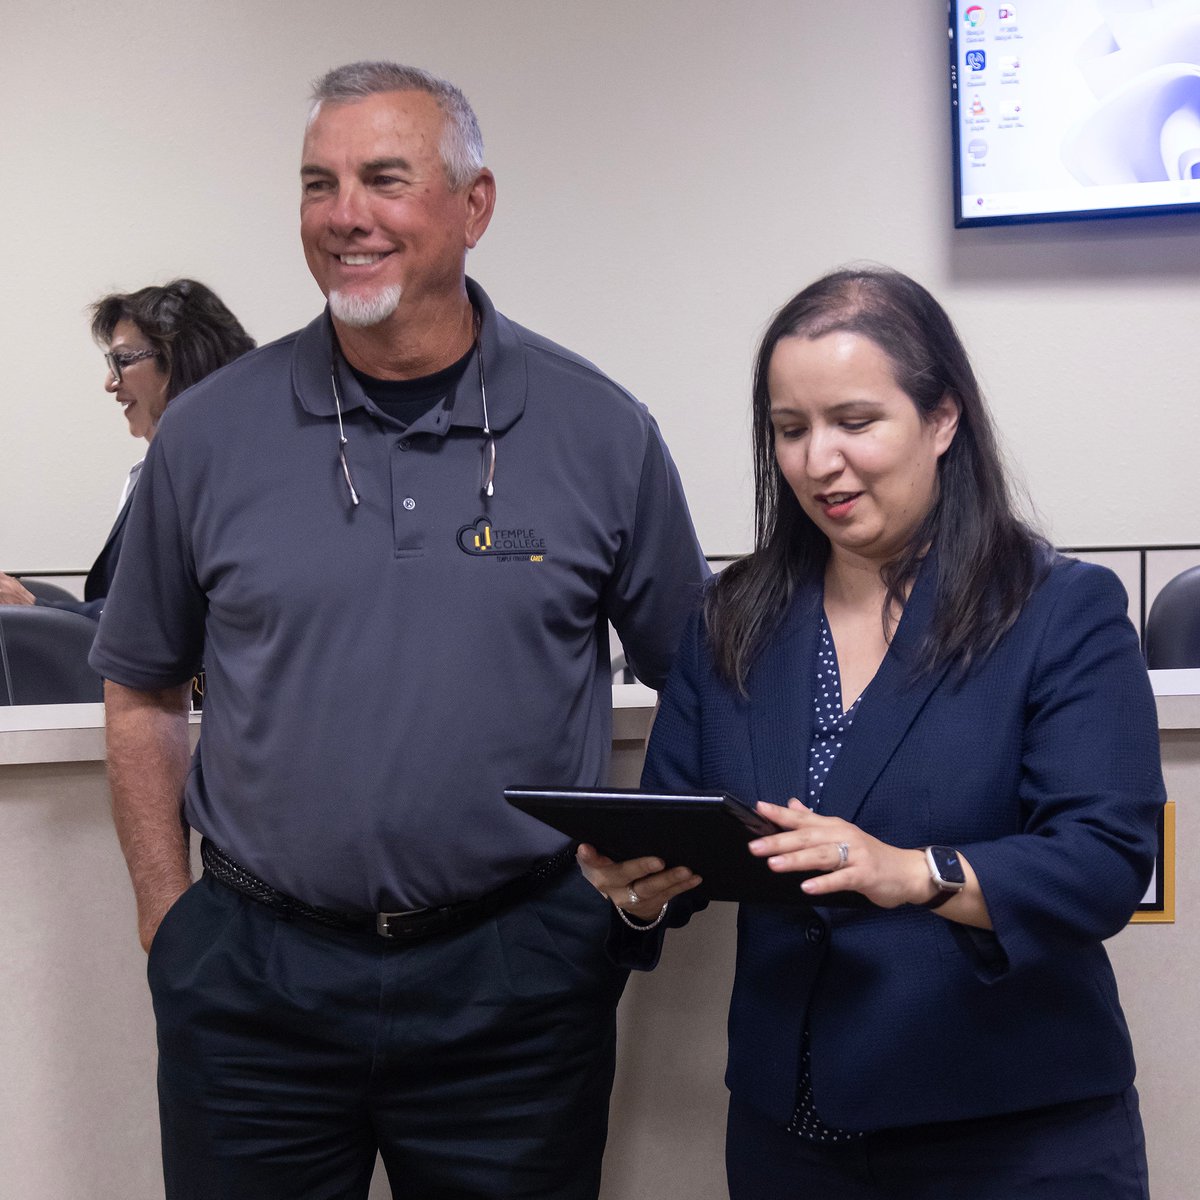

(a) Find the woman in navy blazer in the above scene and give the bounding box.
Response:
[580,268,1161,1198]
[0,280,254,617]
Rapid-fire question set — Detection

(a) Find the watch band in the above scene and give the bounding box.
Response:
[923,886,958,910]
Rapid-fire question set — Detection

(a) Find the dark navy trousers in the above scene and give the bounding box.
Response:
[148,868,628,1200]
[727,1088,1150,1200]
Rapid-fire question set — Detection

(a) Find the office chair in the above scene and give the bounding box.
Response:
[18,578,82,605]
[1144,565,1200,669]
[0,606,104,704]
[611,652,637,686]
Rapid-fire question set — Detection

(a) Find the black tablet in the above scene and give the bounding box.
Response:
[504,785,868,906]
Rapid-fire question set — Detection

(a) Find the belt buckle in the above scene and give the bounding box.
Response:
[376,906,432,939]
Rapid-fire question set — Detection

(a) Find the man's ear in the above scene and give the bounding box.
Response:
[464,169,496,250]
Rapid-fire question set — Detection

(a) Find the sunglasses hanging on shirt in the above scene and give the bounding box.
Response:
[329,313,494,508]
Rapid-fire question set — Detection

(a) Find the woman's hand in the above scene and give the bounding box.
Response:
[576,844,702,923]
[748,799,931,909]
[0,572,35,605]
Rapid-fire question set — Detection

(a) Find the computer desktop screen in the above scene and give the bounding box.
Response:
[950,0,1200,226]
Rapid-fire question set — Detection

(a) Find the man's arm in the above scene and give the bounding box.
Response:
[605,418,708,690]
[105,678,194,952]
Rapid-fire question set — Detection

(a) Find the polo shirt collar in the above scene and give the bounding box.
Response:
[291,278,527,436]
[450,278,526,434]
[291,310,362,419]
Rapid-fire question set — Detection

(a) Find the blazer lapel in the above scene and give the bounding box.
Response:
[748,585,822,807]
[84,493,133,602]
[816,555,950,827]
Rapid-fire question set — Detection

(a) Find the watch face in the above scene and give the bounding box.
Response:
[928,845,966,888]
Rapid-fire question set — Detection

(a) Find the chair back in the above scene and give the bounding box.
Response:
[0,606,103,705]
[19,579,82,605]
[1145,565,1200,669]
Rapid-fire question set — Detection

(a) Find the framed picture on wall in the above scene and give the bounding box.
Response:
[1131,801,1176,924]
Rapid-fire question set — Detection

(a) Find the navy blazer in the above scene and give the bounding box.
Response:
[622,554,1164,1132]
[36,489,133,621]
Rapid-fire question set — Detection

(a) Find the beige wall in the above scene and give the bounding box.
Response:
[4,0,1199,572]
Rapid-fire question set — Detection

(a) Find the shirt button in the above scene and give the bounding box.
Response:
[403,497,416,511]
[398,439,410,451]
[805,919,826,945]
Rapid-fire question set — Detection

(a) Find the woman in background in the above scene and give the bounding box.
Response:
[580,266,1161,1199]
[0,279,254,617]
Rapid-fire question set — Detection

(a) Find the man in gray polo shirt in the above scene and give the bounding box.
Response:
[92,61,706,1200]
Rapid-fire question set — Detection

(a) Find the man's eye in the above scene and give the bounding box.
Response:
[302,179,332,194]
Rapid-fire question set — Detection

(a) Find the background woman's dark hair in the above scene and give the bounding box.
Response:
[91,278,256,401]
[706,265,1046,691]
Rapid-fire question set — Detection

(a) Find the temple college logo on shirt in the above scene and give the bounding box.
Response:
[458,516,546,563]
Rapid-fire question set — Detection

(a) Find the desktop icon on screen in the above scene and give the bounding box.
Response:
[964,4,984,27]
[966,50,987,73]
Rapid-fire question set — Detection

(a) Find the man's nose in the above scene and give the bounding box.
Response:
[328,183,372,236]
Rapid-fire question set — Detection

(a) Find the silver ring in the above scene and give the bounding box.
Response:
[627,887,641,906]
[836,842,850,869]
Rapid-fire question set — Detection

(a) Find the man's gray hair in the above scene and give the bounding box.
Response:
[309,61,484,191]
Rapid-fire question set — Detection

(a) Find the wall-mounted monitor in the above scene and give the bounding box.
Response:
[950,0,1200,227]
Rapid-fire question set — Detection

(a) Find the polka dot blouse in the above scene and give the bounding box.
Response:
[786,612,865,1144]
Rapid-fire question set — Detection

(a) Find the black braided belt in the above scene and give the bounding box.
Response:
[200,838,575,942]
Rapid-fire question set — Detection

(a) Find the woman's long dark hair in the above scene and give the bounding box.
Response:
[91,278,256,401]
[707,266,1046,691]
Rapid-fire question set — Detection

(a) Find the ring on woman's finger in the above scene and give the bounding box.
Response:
[836,842,850,869]
[627,886,641,906]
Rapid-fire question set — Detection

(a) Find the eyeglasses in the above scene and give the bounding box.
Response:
[104,348,158,384]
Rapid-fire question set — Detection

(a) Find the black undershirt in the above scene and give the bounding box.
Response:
[349,343,474,428]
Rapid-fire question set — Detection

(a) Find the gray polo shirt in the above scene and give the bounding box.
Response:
[91,280,707,911]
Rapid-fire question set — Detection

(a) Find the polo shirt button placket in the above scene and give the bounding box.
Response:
[390,438,427,556]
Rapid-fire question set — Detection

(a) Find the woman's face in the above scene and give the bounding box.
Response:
[104,319,170,442]
[768,331,959,571]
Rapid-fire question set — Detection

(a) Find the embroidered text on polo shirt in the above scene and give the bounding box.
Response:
[458,516,547,562]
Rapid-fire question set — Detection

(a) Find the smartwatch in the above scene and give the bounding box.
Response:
[922,845,966,909]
